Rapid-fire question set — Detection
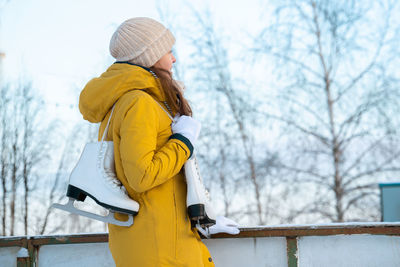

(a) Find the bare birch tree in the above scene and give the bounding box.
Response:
[38,120,107,235]
[0,81,57,235]
[182,8,280,225]
[0,84,9,235]
[254,0,400,222]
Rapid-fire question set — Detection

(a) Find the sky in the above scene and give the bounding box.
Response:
[1,0,161,125]
[0,0,264,126]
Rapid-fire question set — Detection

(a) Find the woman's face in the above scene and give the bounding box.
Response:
[153,51,176,72]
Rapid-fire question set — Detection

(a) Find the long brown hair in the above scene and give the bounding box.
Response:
[150,67,192,116]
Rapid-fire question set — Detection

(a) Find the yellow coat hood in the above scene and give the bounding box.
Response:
[79,62,167,123]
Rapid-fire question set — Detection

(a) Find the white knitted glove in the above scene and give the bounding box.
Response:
[208,216,240,235]
[171,115,201,146]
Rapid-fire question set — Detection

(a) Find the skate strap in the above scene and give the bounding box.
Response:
[137,90,174,121]
[100,101,172,143]
[101,105,116,142]
[154,101,174,121]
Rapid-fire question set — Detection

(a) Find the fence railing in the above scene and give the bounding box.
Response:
[1,222,400,267]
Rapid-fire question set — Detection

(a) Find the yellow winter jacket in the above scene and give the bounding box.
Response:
[79,62,214,267]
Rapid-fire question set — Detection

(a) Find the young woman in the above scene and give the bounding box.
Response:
[79,17,215,266]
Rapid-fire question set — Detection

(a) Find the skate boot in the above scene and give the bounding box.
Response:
[185,155,216,237]
[52,106,139,227]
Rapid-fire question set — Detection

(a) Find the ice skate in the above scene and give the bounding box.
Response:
[185,155,216,237]
[52,107,139,227]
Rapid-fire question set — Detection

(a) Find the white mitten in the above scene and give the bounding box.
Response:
[171,115,201,146]
[208,216,240,235]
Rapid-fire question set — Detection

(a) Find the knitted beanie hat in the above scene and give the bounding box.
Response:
[109,17,175,68]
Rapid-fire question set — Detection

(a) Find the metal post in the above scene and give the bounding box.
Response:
[17,247,30,267]
[286,236,298,267]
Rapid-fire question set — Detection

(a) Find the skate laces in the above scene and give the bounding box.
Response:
[103,167,128,195]
[105,175,128,194]
[194,159,211,202]
[99,143,128,195]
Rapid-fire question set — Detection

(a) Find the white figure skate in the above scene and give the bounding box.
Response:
[52,106,139,227]
[185,155,216,237]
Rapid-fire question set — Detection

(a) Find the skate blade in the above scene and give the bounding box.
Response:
[52,198,134,227]
[67,185,138,215]
[196,224,210,239]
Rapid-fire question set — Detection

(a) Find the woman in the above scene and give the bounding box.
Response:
[79,17,215,266]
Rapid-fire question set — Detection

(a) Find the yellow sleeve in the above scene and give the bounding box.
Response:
[119,94,191,193]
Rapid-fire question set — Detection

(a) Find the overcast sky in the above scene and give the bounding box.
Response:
[0,0,266,130]
[2,0,159,105]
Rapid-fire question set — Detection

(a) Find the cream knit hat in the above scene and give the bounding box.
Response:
[109,17,175,68]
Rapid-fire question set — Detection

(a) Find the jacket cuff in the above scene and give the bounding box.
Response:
[169,133,193,158]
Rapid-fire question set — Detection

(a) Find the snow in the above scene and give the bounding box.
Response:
[203,237,287,267]
[240,221,400,230]
[17,247,29,258]
[38,243,114,267]
[298,235,400,267]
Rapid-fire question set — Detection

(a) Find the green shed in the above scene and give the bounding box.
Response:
[379,182,400,222]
